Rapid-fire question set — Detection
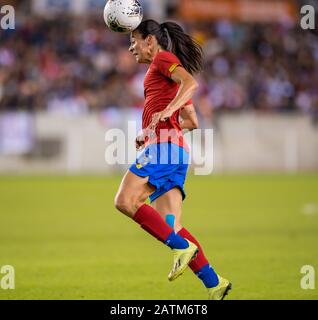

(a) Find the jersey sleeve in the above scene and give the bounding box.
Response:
[153,51,182,78]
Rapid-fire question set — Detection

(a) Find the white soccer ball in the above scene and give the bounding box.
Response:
[103,0,143,33]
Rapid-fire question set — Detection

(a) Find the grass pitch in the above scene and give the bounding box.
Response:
[0,174,317,300]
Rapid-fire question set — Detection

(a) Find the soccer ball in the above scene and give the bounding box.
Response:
[103,0,143,33]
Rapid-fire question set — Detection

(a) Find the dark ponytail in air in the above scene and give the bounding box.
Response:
[134,19,203,75]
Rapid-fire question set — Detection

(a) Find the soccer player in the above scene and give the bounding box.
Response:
[114,20,231,300]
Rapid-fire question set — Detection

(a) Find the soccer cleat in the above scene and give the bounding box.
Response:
[168,240,198,281]
[207,275,232,300]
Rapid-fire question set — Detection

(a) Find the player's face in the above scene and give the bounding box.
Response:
[129,31,151,64]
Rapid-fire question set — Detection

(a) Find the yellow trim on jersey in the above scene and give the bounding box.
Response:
[169,63,179,73]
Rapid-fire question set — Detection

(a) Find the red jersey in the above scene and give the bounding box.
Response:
[142,51,191,150]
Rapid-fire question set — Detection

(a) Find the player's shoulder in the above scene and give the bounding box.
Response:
[153,50,180,64]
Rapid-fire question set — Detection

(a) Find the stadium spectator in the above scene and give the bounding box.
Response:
[0,15,317,121]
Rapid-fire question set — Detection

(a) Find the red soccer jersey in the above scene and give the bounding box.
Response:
[142,51,191,150]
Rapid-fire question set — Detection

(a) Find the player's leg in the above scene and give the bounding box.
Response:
[114,170,154,218]
[151,187,183,232]
[152,188,231,299]
[151,188,217,281]
[114,170,198,280]
[115,170,181,244]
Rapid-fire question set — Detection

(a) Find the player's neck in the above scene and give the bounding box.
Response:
[147,47,165,64]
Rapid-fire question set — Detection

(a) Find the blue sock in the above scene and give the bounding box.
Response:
[195,264,219,288]
[165,231,189,249]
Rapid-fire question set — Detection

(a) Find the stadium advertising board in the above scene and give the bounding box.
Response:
[178,0,297,23]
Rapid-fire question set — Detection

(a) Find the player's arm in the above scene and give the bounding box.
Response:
[151,67,198,124]
[179,104,199,131]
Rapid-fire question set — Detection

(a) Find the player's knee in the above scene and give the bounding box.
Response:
[114,193,131,215]
[114,188,148,218]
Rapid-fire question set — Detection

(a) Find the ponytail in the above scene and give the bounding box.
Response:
[135,20,203,75]
[160,22,203,75]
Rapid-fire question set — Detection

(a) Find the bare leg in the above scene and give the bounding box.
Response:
[151,187,183,232]
[114,170,155,218]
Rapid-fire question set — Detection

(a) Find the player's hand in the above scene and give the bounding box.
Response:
[135,128,156,150]
[148,112,161,130]
[159,107,174,122]
[135,134,145,151]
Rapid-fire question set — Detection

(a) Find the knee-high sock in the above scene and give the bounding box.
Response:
[177,227,209,272]
[133,204,189,249]
[178,227,219,288]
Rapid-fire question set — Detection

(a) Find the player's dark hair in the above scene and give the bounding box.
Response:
[134,19,203,75]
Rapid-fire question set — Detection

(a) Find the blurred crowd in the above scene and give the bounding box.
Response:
[0,13,318,121]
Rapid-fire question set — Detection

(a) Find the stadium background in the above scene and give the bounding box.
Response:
[0,0,317,299]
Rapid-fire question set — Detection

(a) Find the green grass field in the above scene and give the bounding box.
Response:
[0,174,317,300]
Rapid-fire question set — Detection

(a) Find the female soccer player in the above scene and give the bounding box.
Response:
[114,20,231,300]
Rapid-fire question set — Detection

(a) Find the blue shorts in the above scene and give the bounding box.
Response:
[129,142,189,202]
